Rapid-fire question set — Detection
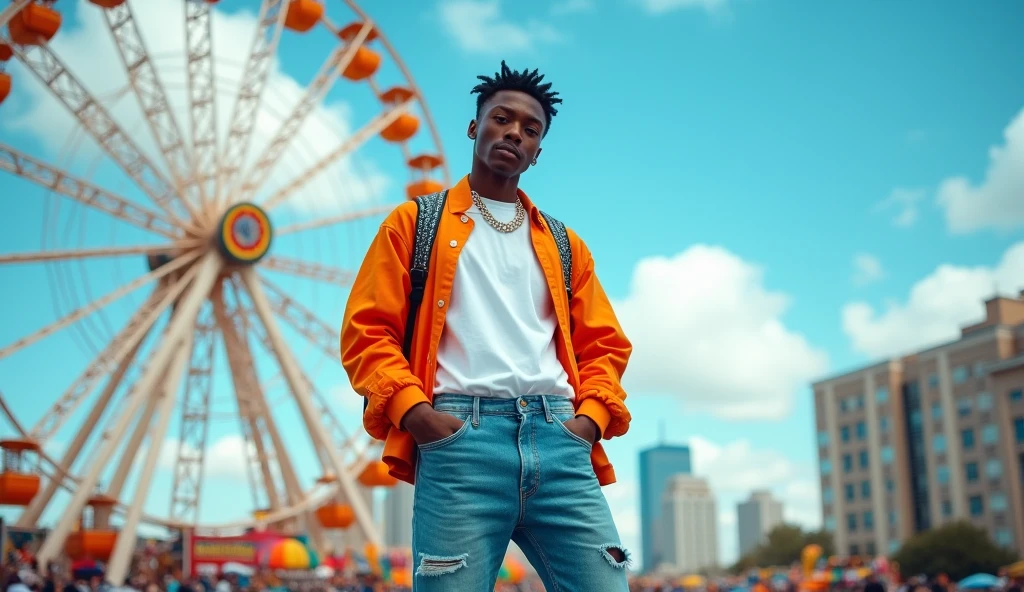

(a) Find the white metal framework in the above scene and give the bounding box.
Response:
[0,0,449,585]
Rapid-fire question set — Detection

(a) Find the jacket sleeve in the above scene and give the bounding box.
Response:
[340,207,431,440]
[567,231,633,440]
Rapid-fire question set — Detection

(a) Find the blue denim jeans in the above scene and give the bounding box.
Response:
[411,394,630,591]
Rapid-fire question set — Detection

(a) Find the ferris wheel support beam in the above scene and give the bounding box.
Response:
[0,241,202,265]
[233,21,375,204]
[0,143,182,239]
[0,249,200,361]
[262,256,354,286]
[184,0,219,215]
[217,0,287,206]
[260,98,414,212]
[101,2,196,214]
[213,291,325,544]
[274,204,394,237]
[35,250,221,573]
[242,268,381,548]
[29,270,195,442]
[260,278,340,360]
[105,374,165,500]
[107,329,194,587]
[2,38,200,225]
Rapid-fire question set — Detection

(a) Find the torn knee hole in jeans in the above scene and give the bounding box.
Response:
[415,552,469,576]
[599,544,632,569]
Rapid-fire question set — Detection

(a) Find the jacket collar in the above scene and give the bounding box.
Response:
[447,174,545,228]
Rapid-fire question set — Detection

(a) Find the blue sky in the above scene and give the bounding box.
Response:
[1,0,1023,570]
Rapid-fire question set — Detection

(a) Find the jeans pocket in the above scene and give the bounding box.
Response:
[552,412,594,450]
[417,412,472,452]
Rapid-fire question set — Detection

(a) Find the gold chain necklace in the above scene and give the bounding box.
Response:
[471,190,526,233]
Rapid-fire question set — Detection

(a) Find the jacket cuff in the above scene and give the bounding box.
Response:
[385,385,430,429]
[577,398,612,439]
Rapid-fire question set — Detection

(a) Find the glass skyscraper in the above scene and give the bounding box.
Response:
[639,444,692,572]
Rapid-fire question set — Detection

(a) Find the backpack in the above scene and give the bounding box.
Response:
[363,190,574,411]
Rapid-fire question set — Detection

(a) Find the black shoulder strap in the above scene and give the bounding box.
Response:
[539,211,573,300]
[402,190,447,359]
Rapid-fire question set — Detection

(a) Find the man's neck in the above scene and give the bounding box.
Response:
[468,162,520,203]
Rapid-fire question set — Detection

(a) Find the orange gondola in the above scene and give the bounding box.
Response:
[379,87,419,143]
[8,2,62,46]
[88,0,125,7]
[406,180,444,200]
[65,496,117,561]
[342,47,381,81]
[284,0,322,33]
[0,439,40,506]
[315,502,355,528]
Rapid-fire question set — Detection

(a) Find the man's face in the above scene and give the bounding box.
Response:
[468,90,545,178]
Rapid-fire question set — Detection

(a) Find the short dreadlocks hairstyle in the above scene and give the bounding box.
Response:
[471,60,562,136]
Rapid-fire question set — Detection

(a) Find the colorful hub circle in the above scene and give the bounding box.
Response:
[218,202,272,265]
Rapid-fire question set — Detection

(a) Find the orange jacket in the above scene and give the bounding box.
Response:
[340,175,632,485]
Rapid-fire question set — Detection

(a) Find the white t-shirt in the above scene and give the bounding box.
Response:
[433,196,574,400]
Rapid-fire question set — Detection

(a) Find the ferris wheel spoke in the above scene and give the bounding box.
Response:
[100,2,198,214]
[1,38,200,225]
[257,277,340,361]
[35,250,221,574]
[0,143,183,239]
[184,0,219,213]
[274,203,394,237]
[168,308,216,524]
[261,256,354,286]
[260,98,415,212]
[0,241,201,265]
[240,268,380,547]
[0,249,201,361]
[218,0,287,206]
[233,22,376,205]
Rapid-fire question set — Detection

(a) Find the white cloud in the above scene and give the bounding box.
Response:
[551,0,595,15]
[873,187,926,228]
[852,253,884,286]
[158,435,253,482]
[3,0,391,215]
[613,245,829,420]
[635,0,728,15]
[842,241,1024,359]
[438,0,561,54]
[937,108,1024,234]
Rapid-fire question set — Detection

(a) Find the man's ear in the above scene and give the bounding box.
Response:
[467,119,477,140]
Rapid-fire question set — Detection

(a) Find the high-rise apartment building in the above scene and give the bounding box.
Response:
[639,444,692,572]
[659,475,719,573]
[384,481,414,548]
[737,490,784,556]
[813,293,1024,557]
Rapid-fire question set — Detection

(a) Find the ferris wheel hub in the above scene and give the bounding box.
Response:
[216,202,272,265]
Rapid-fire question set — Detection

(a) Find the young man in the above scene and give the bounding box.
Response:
[341,61,633,591]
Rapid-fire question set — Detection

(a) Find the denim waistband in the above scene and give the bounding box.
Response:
[433,393,575,416]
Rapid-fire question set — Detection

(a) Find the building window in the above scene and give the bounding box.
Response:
[911,409,922,426]
[928,373,939,388]
[861,480,870,498]
[821,459,832,475]
[864,511,874,529]
[824,516,836,532]
[818,431,830,447]
[850,544,859,555]
[859,450,869,469]
[848,513,857,531]
[962,428,975,449]
[969,495,984,516]
[880,417,890,433]
[866,542,876,556]
[889,510,898,526]
[1011,388,1022,402]
[959,398,972,417]
[932,402,943,420]
[845,483,855,501]
[843,454,853,472]
[990,492,1007,512]
[876,386,889,403]
[995,528,1013,548]
[933,434,946,453]
[1014,417,1023,443]
[986,459,1003,478]
[982,424,999,445]
[888,540,901,554]
[886,478,895,492]
[841,425,850,442]
[936,464,950,484]
[977,392,993,411]
[942,500,953,517]
[966,462,979,482]
[952,365,970,384]
[822,487,833,504]
[856,421,867,440]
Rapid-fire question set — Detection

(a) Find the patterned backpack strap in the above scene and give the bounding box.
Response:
[539,210,573,300]
[402,190,447,359]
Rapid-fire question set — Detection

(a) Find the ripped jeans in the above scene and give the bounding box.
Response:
[412,394,630,591]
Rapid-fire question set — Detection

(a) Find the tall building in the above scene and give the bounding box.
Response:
[384,481,415,548]
[813,293,1024,557]
[659,475,719,573]
[737,490,784,556]
[639,444,692,572]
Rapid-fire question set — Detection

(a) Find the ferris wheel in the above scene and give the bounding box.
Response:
[0,0,448,585]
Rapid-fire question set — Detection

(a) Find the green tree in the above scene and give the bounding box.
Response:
[892,521,1018,581]
[729,524,836,573]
